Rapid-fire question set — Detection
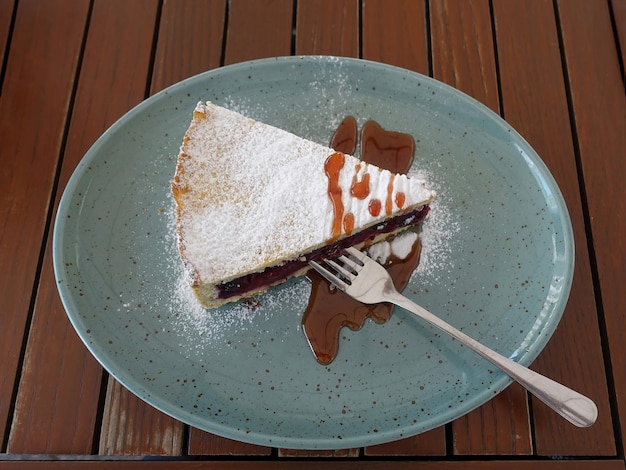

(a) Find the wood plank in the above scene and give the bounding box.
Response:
[452,385,532,455]
[99,379,183,455]
[430,0,500,112]
[362,0,429,74]
[150,0,227,94]
[430,0,532,455]
[363,429,446,456]
[610,0,625,68]
[295,0,359,56]
[492,0,615,456]
[557,0,626,454]
[278,447,359,458]
[0,459,623,469]
[0,0,90,450]
[6,255,103,454]
[0,0,15,75]
[360,0,445,456]
[187,429,271,456]
[224,0,293,65]
[6,0,162,455]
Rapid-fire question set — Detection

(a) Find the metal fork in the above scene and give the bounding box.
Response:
[309,247,597,427]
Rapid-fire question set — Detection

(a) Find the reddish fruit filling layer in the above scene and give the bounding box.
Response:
[217,205,430,300]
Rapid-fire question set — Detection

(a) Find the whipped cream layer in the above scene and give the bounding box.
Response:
[172,102,434,286]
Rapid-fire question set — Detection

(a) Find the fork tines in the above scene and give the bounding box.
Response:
[309,247,366,291]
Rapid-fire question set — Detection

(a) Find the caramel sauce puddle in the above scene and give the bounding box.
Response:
[302,117,421,365]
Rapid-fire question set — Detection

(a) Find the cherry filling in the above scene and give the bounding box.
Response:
[216,205,430,300]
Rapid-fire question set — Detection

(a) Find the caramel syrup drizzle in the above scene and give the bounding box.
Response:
[350,165,370,199]
[302,117,421,365]
[324,152,347,240]
[324,120,413,241]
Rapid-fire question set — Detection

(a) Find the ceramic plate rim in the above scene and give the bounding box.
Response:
[53,56,574,449]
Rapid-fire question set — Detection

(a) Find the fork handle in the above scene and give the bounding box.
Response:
[386,290,598,428]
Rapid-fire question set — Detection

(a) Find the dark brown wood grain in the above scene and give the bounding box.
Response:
[452,385,532,455]
[362,0,429,74]
[99,379,183,455]
[363,429,446,456]
[492,0,615,456]
[557,0,626,454]
[0,459,623,469]
[0,0,91,450]
[6,254,103,454]
[278,447,359,457]
[295,0,359,56]
[224,0,293,65]
[0,0,15,72]
[187,429,271,456]
[610,0,625,68]
[150,0,227,95]
[430,0,500,113]
[6,0,161,454]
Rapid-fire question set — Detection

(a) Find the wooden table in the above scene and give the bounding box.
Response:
[1,0,624,468]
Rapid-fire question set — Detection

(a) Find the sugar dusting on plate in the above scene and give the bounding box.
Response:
[410,166,459,286]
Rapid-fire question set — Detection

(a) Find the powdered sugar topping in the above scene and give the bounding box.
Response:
[173,102,434,285]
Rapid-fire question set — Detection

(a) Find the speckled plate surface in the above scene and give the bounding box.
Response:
[53,56,574,449]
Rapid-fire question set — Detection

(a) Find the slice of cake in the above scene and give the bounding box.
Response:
[171,102,435,309]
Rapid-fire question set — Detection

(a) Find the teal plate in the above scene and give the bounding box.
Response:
[53,56,574,449]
